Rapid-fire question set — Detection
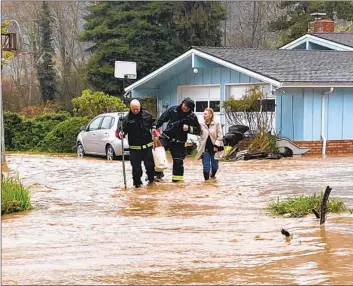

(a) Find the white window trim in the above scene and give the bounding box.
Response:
[226,82,274,100]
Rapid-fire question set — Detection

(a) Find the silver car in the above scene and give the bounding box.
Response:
[76,112,130,160]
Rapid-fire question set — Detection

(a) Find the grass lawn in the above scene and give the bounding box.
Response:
[267,193,350,218]
[2,176,32,215]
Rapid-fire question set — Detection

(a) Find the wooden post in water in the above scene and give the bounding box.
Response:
[320,186,332,225]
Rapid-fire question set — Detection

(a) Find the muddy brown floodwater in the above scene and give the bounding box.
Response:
[2,154,353,285]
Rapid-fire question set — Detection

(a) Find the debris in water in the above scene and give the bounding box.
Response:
[312,209,320,219]
[320,186,332,225]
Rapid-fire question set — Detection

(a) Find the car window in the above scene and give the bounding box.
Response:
[88,117,103,131]
[109,118,115,128]
[101,116,113,130]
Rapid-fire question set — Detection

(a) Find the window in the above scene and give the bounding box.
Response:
[101,116,113,129]
[88,117,103,131]
[196,101,208,112]
[210,101,220,112]
[259,99,275,112]
[109,118,115,128]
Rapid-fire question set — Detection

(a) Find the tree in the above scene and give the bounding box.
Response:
[2,2,91,111]
[1,21,14,66]
[72,89,128,117]
[49,2,90,109]
[2,2,42,109]
[269,1,353,45]
[81,1,227,95]
[221,1,282,48]
[173,2,226,49]
[36,1,57,103]
[1,20,15,171]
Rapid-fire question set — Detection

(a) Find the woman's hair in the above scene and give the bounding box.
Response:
[204,107,214,122]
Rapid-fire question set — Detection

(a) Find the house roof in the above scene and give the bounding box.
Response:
[312,32,353,48]
[125,47,353,92]
[279,33,353,51]
[194,47,353,84]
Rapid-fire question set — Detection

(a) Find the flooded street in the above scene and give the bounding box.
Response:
[2,154,353,285]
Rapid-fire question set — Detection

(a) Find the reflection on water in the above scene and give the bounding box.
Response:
[2,154,353,285]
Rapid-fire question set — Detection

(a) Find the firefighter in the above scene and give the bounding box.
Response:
[153,97,200,182]
[119,99,154,188]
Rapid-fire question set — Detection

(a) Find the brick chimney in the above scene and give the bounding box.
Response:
[308,13,335,33]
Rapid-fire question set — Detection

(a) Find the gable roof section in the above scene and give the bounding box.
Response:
[195,47,353,84]
[312,32,353,48]
[280,33,353,51]
[125,47,353,92]
[124,49,281,92]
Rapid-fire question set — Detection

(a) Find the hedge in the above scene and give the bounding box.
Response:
[4,111,88,153]
[39,116,90,153]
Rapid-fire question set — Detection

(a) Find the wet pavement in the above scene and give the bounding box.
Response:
[2,154,353,285]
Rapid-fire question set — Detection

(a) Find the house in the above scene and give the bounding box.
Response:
[280,32,353,51]
[280,14,353,51]
[124,17,353,155]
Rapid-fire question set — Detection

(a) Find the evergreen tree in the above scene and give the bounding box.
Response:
[37,1,57,102]
[269,1,353,44]
[81,1,227,95]
[174,2,226,49]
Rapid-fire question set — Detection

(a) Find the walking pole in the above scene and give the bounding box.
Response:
[118,113,127,189]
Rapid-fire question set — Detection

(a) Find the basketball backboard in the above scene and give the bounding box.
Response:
[114,61,137,79]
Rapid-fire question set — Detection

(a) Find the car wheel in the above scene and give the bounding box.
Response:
[106,145,117,161]
[77,142,85,157]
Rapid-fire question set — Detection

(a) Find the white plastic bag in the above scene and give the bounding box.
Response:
[152,146,169,170]
[214,150,226,160]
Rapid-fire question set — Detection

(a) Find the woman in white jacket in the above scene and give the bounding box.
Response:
[195,108,224,181]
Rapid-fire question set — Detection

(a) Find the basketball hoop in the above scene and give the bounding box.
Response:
[114,61,137,79]
[125,74,137,80]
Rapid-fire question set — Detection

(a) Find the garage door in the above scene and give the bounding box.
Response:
[179,85,221,124]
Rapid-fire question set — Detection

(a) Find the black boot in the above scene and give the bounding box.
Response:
[147,177,154,185]
[134,179,142,188]
[210,169,217,179]
[203,172,210,181]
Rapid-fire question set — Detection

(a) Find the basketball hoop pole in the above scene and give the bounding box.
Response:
[123,75,127,96]
[118,113,127,189]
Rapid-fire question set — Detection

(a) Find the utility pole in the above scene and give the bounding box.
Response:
[1,21,18,171]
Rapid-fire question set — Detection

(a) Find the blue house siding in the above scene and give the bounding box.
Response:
[133,55,260,113]
[276,87,353,141]
[132,88,160,98]
[276,88,304,140]
[308,42,332,50]
[342,89,353,139]
[293,43,306,50]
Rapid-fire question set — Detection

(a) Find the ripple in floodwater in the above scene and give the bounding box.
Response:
[2,154,353,285]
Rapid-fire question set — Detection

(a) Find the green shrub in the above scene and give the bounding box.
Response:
[11,120,47,151]
[267,193,349,218]
[248,132,279,154]
[34,112,71,134]
[35,112,71,122]
[2,176,32,215]
[40,116,90,153]
[4,111,70,151]
[72,89,128,117]
[222,86,262,112]
[4,111,23,149]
